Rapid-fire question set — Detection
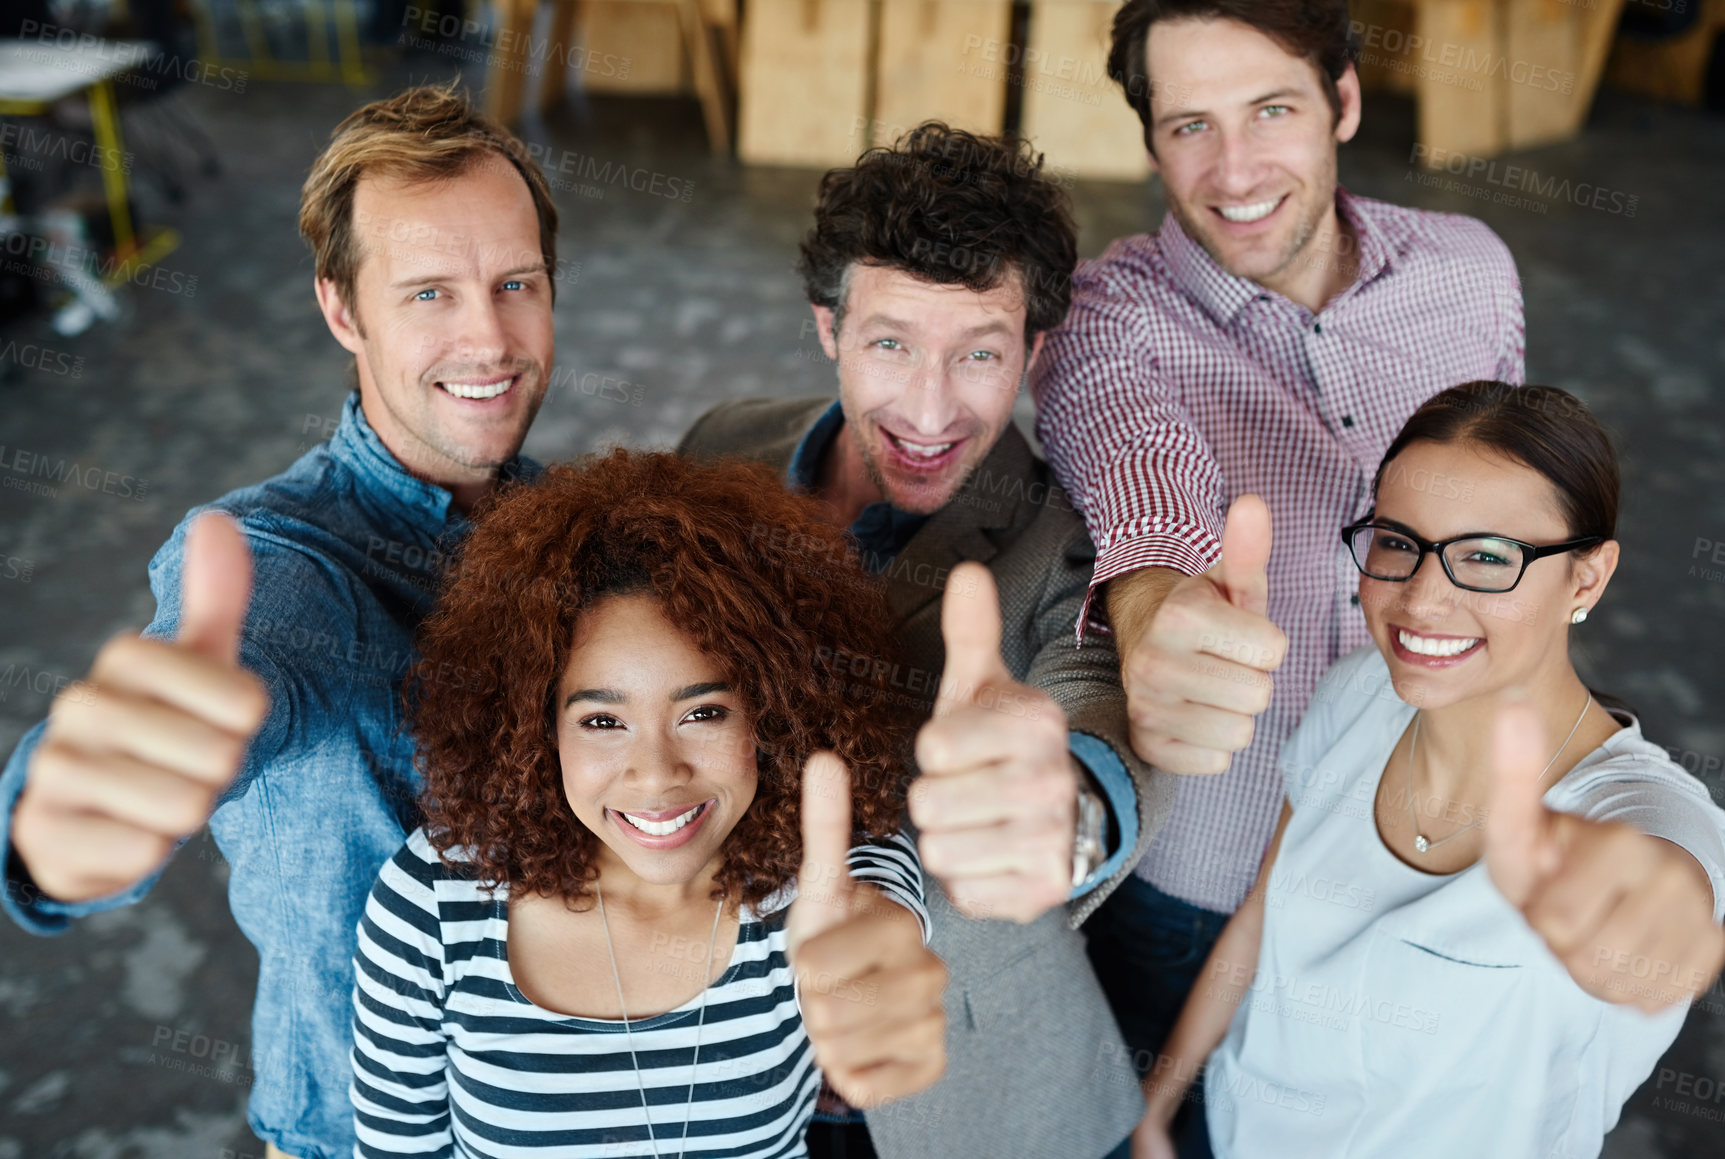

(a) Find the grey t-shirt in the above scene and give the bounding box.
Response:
[1205,645,1725,1159]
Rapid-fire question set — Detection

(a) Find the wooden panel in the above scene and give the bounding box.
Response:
[485,0,539,121]
[738,0,873,167]
[871,0,1012,146]
[579,1,690,93]
[1606,0,1724,106]
[1498,0,1626,150]
[1412,0,1504,163]
[1502,0,1573,148]
[1351,0,1420,96]
[1019,0,1150,180]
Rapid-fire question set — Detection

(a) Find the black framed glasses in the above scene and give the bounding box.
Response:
[1341,519,1604,594]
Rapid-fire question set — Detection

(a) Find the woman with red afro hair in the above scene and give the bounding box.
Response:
[348,449,946,1159]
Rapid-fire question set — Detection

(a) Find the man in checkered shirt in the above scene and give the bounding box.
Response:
[1028,0,1525,1110]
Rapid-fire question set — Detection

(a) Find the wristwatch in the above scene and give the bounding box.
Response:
[1071,775,1107,888]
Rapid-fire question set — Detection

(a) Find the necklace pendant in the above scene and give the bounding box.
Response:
[1413,834,1430,853]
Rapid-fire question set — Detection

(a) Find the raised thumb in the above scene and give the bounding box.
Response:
[1214,495,1272,618]
[1484,694,1559,907]
[935,562,1008,716]
[176,512,254,666]
[794,750,855,939]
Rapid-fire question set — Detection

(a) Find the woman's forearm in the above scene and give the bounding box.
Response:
[1141,799,1290,1125]
[1142,889,1266,1122]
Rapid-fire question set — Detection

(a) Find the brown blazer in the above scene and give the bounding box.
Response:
[680,396,1173,1159]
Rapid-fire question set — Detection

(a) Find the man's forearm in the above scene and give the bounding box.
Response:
[1104,566,1184,654]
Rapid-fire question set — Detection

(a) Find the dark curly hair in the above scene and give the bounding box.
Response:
[407,450,911,911]
[797,121,1077,340]
[1108,0,1360,153]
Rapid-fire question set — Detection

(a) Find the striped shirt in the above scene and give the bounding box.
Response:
[351,828,928,1158]
[1029,189,1524,913]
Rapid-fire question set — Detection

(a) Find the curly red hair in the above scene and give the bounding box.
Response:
[408,449,910,911]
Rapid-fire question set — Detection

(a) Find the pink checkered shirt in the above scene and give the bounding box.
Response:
[1030,189,1524,913]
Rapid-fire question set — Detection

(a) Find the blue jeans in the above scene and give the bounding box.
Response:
[1085,875,1230,1159]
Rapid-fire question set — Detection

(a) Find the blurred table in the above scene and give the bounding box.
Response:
[0,38,179,277]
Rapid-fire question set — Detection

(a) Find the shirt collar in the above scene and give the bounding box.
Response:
[1160,186,1395,326]
[785,399,928,569]
[787,399,848,491]
[327,391,538,529]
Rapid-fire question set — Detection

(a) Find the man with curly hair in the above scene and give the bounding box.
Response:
[0,83,558,1159]
[681,121,1168,1159]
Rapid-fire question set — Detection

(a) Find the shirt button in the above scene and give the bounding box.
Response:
[1341,415,1355,428]
[1313,321,1323,334]
[1350,593,1361,606]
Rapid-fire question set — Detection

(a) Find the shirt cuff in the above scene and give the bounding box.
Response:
[1076,531,1223,641]
[1067,731,1137,900]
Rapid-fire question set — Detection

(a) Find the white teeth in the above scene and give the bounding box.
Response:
[1397,629,1480,658]
[441,379,513,400]
[1218,198,1281,223]
[891,435,954,459]
[620,803,703,836]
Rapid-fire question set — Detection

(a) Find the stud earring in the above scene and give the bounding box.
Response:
[1571,607,1588,625]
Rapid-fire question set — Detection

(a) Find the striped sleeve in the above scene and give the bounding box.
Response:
[845,831,931,944]
[350,830,454,1158]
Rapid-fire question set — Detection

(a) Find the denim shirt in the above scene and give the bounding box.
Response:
[0,391,540,1159]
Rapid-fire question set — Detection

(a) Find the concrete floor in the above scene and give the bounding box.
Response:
[0,51,1722,1159]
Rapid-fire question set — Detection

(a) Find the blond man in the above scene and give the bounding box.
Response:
[0,83,558,1159]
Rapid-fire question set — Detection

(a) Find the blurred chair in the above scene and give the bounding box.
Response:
[485,0,735,153]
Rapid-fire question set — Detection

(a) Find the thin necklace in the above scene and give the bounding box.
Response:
[596,882,726,1159]
[1405,691,1591,854]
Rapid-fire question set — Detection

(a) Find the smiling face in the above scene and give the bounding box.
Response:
[811,263,1042,515]
[1360,440,1616,712]
[1143,16,1360,301]
[555,593,759,889]
[315,158,554,499]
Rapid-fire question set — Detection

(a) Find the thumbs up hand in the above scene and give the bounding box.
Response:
[1116,494,1288,775]
[13,512,271,903]
[788,752,947,1108]
[1485,696,1725,1012]
[909,562,1076,923]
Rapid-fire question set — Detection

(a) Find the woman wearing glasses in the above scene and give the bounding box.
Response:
[1131,381,1725,1159]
